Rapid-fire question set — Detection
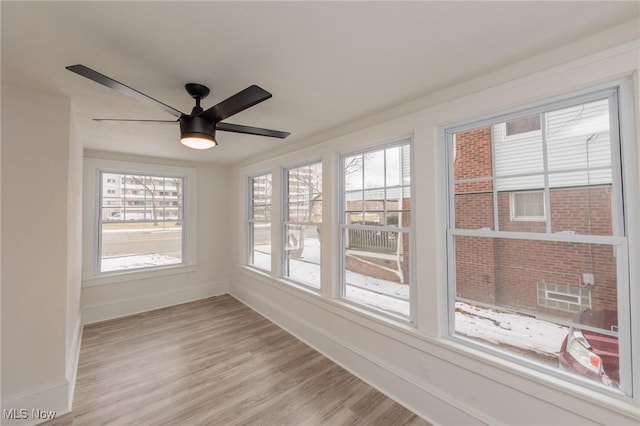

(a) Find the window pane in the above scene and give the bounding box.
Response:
[285,224,321,288]
[250,222,271,271]
[249,173,272,271]
[385,146,401,186]
[453,127,494,181]
[342,142,412,320]
[454,235,620,388]
[494,123,544,177]
[546,99,611,173]
[512,191,545,218]
[99,173,183,273]
[550,185,613,236]
[497,190,547,232]
[284,162,322,287]
[344,155,363,190]
[455,192,494,230]
[344,230,410,319]
[505,114,541,136]
[364,150,385,189]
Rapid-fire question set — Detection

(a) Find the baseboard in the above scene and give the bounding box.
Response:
[231,286,494,426]
[82,280,228,324]
[1,381,69,426]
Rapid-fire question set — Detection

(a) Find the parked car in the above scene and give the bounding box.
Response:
[558,308,619,387]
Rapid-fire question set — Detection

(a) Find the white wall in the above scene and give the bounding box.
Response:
[80,151,231,324]
[1,85,80,422]
[229,37,640,425]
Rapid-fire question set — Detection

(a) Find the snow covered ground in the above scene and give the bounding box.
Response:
[455,302,568,357]
[254,237,568,358]
[101,253,181,272]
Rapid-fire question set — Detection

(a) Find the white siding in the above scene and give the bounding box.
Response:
[494,99,611,190]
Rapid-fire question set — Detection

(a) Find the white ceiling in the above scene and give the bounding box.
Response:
[2,1,639,164]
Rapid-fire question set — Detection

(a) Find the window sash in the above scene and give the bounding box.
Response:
[339,140,414,323]
[445,86,632,396]
[283,162,322,288]
[97,172,186,274]
[248,173,272,271]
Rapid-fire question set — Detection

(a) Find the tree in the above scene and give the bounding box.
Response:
[171,178,182,226]
[130,175,159,226]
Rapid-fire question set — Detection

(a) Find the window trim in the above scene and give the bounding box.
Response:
[247,172,273,272]
[444,83,635,397]
[338,138,415,324]
[82,158,197,284]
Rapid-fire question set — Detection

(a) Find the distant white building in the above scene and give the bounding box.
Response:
[101,173,182,222]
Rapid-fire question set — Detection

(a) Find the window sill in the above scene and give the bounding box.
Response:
[438,335,638,419]
[83,264,197,287]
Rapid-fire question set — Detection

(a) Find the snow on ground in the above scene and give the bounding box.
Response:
[456,302,569,356]
[255,237,569,358]
[101,253,181,272]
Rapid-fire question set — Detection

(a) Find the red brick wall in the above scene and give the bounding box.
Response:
[454,127,493,193]
[453,127,618,316]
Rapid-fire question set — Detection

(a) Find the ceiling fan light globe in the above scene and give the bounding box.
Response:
[180,134,217,150]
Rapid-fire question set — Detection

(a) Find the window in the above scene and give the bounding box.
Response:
[504,114,541,137]
[510,191,545,221]
[446,87,632,394]
[538,281,591,312]
[340,141,413,321]
[98,172,184,273]
[248,173,272,271]
[283,162,322,288]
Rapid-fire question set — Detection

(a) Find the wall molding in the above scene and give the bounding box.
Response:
[231,285,496,426]
[1,381,69,426]
[81,280,228,324]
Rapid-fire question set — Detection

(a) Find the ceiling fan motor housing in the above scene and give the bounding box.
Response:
[179,115,216,139]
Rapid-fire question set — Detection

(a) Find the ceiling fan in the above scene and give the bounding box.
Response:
[66,64,290,149]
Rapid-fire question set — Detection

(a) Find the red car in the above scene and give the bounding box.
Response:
[558,309,619,387]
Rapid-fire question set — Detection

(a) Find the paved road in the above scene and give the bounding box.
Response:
[102,229,182,258]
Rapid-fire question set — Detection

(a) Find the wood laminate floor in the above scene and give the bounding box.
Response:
[46,295,429,426]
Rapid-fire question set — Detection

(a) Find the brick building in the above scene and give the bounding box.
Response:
[453,99,617,319]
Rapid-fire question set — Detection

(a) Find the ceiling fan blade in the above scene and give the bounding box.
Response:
[66,65,185,118]
[94,119,178,124]
[216,122,290,139]
[199,85,272,122]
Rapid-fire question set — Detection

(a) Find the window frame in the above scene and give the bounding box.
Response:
[82,158,197,284]
[97,171,186,274]
[282,160,323,290]
[247,172,273,272]
[444,84,635,397]
[338,138,415,324]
